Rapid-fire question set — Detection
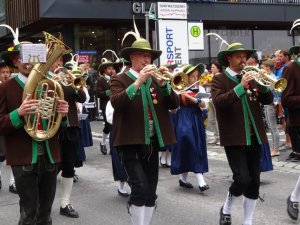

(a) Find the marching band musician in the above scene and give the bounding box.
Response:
[110,24,179,225]
[170,63,210,192]
[211,42,273,225]
[51,56,86,218]
[0,31,69,225]
[96,59,115,155]
[282,44,300,221]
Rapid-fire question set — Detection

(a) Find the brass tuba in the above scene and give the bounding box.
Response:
[22,32,72,141]
[242,66,287,93]
[144,64,189,91]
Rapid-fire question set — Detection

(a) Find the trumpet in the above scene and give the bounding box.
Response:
[54,67,86,90]
[144,64,189,91]
[242,66,287,93]
[199,73,213,85]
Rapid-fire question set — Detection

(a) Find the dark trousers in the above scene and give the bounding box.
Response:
[12,155,58,225]
[224,140,261,200]
[117,140,159,207]
[289,126,300,153]
[101,105,111,135]
[58,128,80,178]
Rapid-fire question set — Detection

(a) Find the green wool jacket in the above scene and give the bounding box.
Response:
[211,72,273,146]
[110,70,180,148]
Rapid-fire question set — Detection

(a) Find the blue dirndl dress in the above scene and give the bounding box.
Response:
[171,106,208,174]
[260,142,273,172]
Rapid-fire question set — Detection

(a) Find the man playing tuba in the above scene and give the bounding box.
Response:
[0,27,69,225]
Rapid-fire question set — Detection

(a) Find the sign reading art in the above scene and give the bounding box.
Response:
[188,22,204,50]
[157,2,187,19]
[158,20,189,65]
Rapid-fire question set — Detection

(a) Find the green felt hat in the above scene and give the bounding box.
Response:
[120,38,162,62]
[98,58,114,74]
[113,57,131,67]
[217,42,256,67]
[182,63,205,76]
[166,63,178,70]
[289,45,300,55]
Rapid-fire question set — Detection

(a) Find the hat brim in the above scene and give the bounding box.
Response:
[217,49,256,67]
[0,50,19,68]
[289,46,300,55]
[120,47,162,62]
[185,63,205,75]
[98,62,115,73]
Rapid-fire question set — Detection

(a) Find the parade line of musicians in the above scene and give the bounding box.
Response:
[1,20,300,225]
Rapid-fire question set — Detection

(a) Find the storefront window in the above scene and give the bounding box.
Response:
[253,30,293,58]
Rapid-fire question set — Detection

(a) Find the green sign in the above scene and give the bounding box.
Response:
[190,25,201,37]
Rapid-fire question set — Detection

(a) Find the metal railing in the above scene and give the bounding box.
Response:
[187,0,300,4]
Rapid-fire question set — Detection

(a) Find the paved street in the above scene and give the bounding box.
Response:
[0,121,299,225]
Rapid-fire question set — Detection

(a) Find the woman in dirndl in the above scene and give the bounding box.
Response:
[171,63,209,192]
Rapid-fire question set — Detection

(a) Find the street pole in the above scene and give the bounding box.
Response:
[145,11,149,41]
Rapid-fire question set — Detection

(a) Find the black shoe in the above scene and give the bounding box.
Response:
[118,189,130,197]
[9,184,17,194]
[160,157,167,168]
[73,174,79,183]
[60,204,79,218]
[292,156,300,162]
[0,176,2,190]
[219,206,231,225]
[199,184,209,192]
[100,144,107,155]
[179,179,193,189]
[287,152,296,161]
[287,195,299,221]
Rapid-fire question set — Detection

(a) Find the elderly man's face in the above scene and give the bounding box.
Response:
[130,52,152,72]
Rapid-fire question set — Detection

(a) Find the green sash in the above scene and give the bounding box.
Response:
[125,71,165,147]
[225,71,262,145]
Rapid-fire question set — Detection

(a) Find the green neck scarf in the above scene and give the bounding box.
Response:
[225,71,262,145]
[126,71,165,148]
[15,76,55,164]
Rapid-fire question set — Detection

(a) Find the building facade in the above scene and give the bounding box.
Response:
[1,0,300,66]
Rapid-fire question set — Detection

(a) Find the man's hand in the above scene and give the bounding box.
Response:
[133,65,153,89]
[56,100,69,117]
[17,94,39,117]
[241,71,255,88]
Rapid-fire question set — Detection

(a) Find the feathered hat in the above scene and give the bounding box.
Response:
[0,24,21,68]
[64,53,81,77]
[120,17,162,61]
[182,63,205,76]
[289,19,300,55]
[103,49,131,74]
[206,33,255,67]
[98,57,114,74]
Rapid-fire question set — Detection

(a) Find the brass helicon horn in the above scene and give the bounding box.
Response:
[242,66,287,93]
[143,64,189,91]
[22,32,72,141]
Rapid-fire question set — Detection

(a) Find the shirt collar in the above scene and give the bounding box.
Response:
[129,68,139,79]
[17,73,28,84]
[225,67,240,77]
[104,74,111,80]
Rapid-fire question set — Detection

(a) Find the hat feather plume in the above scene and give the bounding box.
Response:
[121,16,141,46]
[0,24,19,45]
[103,49,119,61]
[290,19,300,34]
[206,33,229,51]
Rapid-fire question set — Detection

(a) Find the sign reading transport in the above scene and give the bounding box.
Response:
[158,20,189,65]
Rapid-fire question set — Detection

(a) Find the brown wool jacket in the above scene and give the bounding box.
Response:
[211,72,273,146]
[281,61,300,127]
[0,78,62,165]
[96,76,110,110]
[63,86,86,127]
[110,71,180,148]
